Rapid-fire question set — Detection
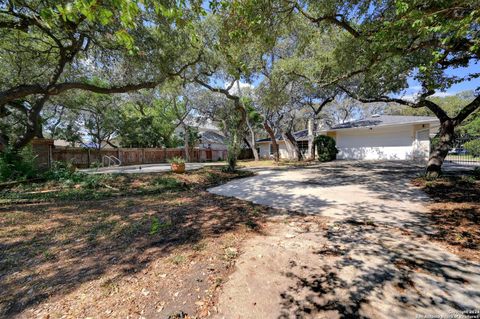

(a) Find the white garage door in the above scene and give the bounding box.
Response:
[336,126,414,160]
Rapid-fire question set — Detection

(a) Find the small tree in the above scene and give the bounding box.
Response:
[315,135,338,162]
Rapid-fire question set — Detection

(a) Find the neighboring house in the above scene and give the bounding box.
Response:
[54,139,119,149]
[177,118,228,150]
[257,115,439,161]
[198,130,227,150]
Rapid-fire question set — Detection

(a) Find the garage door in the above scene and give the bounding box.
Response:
[336,126,414,160]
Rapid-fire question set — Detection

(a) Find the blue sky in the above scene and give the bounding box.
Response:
[238,61,479,100]
[399,62,479,99]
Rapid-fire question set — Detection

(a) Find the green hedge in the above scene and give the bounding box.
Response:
[314,135,338,162]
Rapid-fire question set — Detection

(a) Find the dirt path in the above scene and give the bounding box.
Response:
[209,162,480,318]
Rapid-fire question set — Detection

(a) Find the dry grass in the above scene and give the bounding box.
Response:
[0,168,275,318]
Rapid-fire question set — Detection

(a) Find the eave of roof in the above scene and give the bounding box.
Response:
[328,118,438,131]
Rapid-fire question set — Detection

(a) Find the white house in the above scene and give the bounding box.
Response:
[257,115,439,161]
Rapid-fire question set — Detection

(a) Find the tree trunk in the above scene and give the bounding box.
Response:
[226,129,241,172]
[226,102,247,172]
[13,96,49,150]
[243,136,259,159]
[249,126,259,161]
[184,124,190,162]
[426,120,455,178]
[285,131,302,161]
[308,118,316,160]
[34,115,44,138]
[264,121,279,161]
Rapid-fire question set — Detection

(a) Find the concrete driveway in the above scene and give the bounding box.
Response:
[210,161,430,228]
[208,161,480,319]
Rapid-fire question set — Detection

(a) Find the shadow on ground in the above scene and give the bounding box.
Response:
[279,218,480,319]
[0,190,279,317]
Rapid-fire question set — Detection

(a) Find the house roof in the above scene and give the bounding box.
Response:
[330,115,438,130]
[257,129,310,143]
[200,130,226,145]
[257,115,439,143]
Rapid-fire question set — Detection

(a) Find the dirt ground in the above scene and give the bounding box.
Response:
[0,168,276,319]
[412,173,480,262]
[2,164,479,319]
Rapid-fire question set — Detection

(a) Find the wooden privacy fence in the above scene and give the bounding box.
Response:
[51,147,229,168]
[29,138,253,169]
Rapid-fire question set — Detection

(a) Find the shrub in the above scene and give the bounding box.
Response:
[0,146,38,182]
[464,140,480,157]
[44,161,77,181]
[314,135,338,162]
[168,156,185,164]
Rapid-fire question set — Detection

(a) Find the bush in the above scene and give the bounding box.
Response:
[0,146,38,182]
[44,161,77,181]
[168,156,185,164]
[464,139,480,157]
[314,135,338,162]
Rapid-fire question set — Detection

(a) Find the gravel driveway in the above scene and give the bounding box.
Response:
[209,161,480,319]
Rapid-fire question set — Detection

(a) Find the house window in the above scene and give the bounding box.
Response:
[269,144,274,155]
[297,141,309,153]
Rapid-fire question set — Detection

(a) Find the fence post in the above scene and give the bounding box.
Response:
[142,148,145,164]
[87,149,91,167]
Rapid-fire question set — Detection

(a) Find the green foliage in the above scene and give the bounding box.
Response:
[150,216,161,235]
[168,156,186,164]
[0,146,38,182]
[149,216,173,235]
[44,161,77,181]
[117,95,185,148]
[460,111,480,137]
[464,140,480,157]
[315,135,338,162]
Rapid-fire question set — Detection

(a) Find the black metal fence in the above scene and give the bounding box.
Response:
[443,136,480,167]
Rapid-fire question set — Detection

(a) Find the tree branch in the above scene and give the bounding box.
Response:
[293,3,361,38]
[454,95,480,124]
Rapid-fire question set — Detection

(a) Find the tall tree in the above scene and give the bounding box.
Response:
[287,0,479,177]
[0,0,202,150]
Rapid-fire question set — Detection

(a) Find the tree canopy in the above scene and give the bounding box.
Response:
[1,0,479,174]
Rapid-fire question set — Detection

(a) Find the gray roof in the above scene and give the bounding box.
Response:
[200,130,226,145]
[257,129,310,143]
[330,115,438,130]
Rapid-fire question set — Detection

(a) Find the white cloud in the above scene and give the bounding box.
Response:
[227,81,254,95]
[432,91,455,97]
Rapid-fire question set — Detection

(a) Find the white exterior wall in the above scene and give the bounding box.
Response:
[258,141,290,159]
[335,125,430,161]
[258,143,270,159]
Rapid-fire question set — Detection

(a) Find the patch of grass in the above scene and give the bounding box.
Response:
[245,219,259,230]
[150,216,173,235]
[42,250,57,261]
[224,247,238,260]
[169,254,186,265]
[192,242,207,251]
